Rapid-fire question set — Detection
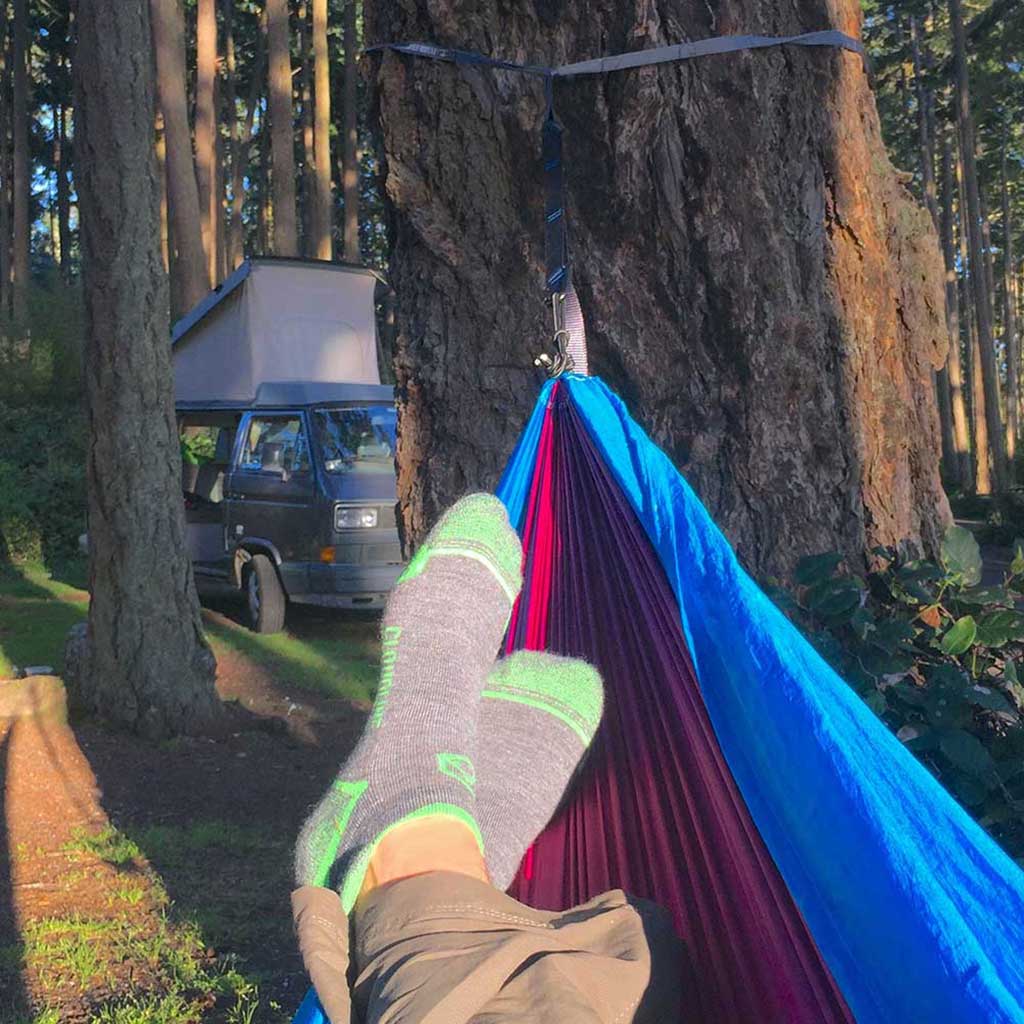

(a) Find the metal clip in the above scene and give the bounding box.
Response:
[534,292,575,377]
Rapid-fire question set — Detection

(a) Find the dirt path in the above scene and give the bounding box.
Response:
[1,660,369,1022]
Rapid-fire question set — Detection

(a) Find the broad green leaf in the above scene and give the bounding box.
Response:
[951,775,990,807]
[806,578,862,619]
[974,610,1024,648]
[1005,657,1020,684]
[939,615,977,656]
[870,619,916,652]
[939,729,998,781]
[863,690,887,715]
[956,585,1012,607]
[940,525,983,586]
[897,561,944,584]
[968,685,1014,713]
[1011,540,1024,577]
[794,551,843,586]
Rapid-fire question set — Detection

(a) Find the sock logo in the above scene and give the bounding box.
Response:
[436,753,476,795]
[371,626,402,728]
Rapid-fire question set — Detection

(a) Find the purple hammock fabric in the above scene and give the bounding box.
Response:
[506,385,853,1023]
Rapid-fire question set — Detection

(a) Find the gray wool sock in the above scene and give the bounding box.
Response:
[476,650,605,891]
[295,493,523,911]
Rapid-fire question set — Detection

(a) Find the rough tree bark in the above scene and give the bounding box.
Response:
[300,1,316,253]
[195,0,218,283]
[266,0,298,256]
[312,0,333,259]
[151,0,210,317]
[71,0,221,738]
[950,0,1006,492]
[341,0,359,263]
[11,0,30,324]
[940,134,971,491]
[368,2,951,576]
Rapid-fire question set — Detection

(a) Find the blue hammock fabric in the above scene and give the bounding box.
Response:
[497,375,1024,1024]
[292,375,1024,1024]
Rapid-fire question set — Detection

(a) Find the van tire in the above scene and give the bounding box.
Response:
[244,554,287,634]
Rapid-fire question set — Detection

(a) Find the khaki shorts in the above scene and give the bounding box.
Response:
[293,871,681,1023]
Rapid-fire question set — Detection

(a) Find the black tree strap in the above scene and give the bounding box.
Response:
[369,31,863,301]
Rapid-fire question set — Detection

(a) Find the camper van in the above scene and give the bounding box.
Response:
[173,259,403,634]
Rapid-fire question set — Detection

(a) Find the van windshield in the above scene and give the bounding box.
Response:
[315,406,397,474]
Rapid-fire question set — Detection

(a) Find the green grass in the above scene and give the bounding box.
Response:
[65,826,144,868]
[0,561,379,704]
[0,563,87,677]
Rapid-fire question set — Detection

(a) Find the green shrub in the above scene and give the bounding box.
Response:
[774,525,1024,861]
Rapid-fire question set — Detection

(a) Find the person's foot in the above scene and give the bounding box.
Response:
[295,493,522,911]
[476,650,605,890]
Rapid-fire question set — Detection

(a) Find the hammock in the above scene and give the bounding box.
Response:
[495,374,1024,1023]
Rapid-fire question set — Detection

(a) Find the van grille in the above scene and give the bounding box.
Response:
[365,543,403,565]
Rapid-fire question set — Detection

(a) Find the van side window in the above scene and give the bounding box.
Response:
[240,416,311,475]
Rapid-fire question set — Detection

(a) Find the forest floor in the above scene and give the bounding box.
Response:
[0,563,380,1024]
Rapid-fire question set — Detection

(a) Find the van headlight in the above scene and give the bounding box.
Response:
[335,504,378,530]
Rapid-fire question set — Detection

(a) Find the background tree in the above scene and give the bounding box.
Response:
[266,0,298,256]
[312,0,332,258]
[341,0,358,262]
[369,2,951,577]
[151,0,209,317]
[11,0,30,324]
[71,0,220,737]
[195,0,218,282]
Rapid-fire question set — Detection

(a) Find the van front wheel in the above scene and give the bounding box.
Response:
[244,554,287,634]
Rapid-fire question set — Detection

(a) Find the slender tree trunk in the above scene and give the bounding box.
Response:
[224,0,240,268]
[910,18,939,231]
[940,134,972,491]
[342,0,359,263]
[151,0,209,317]
[195,0,217,284]
[1002,136,1019,470]
[266,0,298,256]
[71,0,220,738]
[949,0,1006,493]
[215,73,227,282]
[56,100,72,281]
[312,0,332,259]
[299,1,315,255]
[957,141,989,493]
[229,6,267,267]
[155,109,170,273]
[370,3,951,573]
[258,105,271,253]
[11,0,30,324]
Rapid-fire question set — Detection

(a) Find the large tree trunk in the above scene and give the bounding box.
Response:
[11,0,30,324]
[311,0,333,259]
[940,134,972,491]
[341,0,359,263]
[950,0,1006,493]
[299,1,315,254]
[72,0,220,738]
[195,0,218,284]
[266,0,298,256]
[368,3,951,576]
[151,0,210,317]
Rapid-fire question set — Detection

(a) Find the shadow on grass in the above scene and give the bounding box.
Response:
[0,729,32,1023]
[0,564,87,678]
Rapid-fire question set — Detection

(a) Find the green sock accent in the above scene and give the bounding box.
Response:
[398,494,522,600]
[339,804,485,913]
[483,652,604,744]
[436,753,477,794]
[308,779,369,888]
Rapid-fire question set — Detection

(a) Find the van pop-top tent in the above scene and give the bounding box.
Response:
[293,28,1024,1024]
[172,259,383,407]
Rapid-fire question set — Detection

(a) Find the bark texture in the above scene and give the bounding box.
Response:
[195,0,218,283]
[369,1,951,577]
[11,0,30,323]
[341,0,359,262]
[73,0,221,738]
[312,0,333,259]
[151,0,209,316]
[267,0,299,256]
[950,0,1005,492]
